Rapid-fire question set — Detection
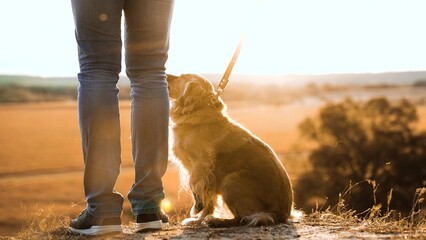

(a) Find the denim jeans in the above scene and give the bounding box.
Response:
[71,0,174,218]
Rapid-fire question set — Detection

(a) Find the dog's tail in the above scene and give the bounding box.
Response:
[241,212,276,227]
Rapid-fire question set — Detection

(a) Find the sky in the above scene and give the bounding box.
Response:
[1,0,426,77]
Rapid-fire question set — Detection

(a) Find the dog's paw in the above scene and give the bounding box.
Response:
[182,218,200,226]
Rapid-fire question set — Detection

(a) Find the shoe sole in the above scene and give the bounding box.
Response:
[133,220,163,233]
[162,222,170,228]
[69,225,122,235]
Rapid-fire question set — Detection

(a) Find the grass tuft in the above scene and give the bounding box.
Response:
[303,185,426,236]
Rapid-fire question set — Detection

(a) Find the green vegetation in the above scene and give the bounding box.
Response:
[0,75,78,103]
[0,85,77,103]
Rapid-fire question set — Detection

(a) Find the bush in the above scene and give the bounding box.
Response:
[0,85,77,103]
[296,97,426,215]
[413,80,426,87]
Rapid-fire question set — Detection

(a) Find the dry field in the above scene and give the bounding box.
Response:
[1,97,425,238]
[0,100,325,237]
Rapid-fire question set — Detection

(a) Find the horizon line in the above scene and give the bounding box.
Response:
[2,69,426,79]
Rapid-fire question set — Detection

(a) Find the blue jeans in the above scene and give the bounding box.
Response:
[71,0,174,218]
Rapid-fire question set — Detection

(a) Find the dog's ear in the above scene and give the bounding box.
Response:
[166,74,180,83]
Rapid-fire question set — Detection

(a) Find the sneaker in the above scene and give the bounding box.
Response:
[133,210,169,233]
[158,210,169,226]
[69,209,122,236]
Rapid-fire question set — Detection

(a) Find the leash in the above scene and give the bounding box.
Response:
[216,36,245,96]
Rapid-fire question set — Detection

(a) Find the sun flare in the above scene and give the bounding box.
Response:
[161,198,173,213]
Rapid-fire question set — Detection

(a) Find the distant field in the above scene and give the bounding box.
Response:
[1,99,425,236]
[0,101,319,175]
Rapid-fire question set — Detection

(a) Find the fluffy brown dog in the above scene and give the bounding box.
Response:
[167,73,293,227]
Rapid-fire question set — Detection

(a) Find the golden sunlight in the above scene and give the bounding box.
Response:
[161,198,173,213]
[168,0,426,75]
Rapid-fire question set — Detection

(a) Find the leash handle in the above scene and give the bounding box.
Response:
[216,36,245,96]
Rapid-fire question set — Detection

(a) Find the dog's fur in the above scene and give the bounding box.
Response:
[167,74,293,227]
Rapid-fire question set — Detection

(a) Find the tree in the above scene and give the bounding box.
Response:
[296,97,426,215]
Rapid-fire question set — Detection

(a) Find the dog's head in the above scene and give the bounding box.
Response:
[167,74,224,115]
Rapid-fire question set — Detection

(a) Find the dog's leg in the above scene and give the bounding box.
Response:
[190,192,204,218]
[183,170,216,226]
[183,197,215,226]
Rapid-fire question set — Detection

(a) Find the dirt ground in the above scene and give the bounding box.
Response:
[114,223,426,240]
[8,219,426,240]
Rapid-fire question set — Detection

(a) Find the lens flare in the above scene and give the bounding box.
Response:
[161,198,173,213]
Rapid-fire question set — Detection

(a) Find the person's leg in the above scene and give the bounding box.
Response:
[124,0,174,216]
[71,0,125,219]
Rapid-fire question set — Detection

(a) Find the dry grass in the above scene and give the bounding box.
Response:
[302,187,426,238]
[13,188,426,240]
